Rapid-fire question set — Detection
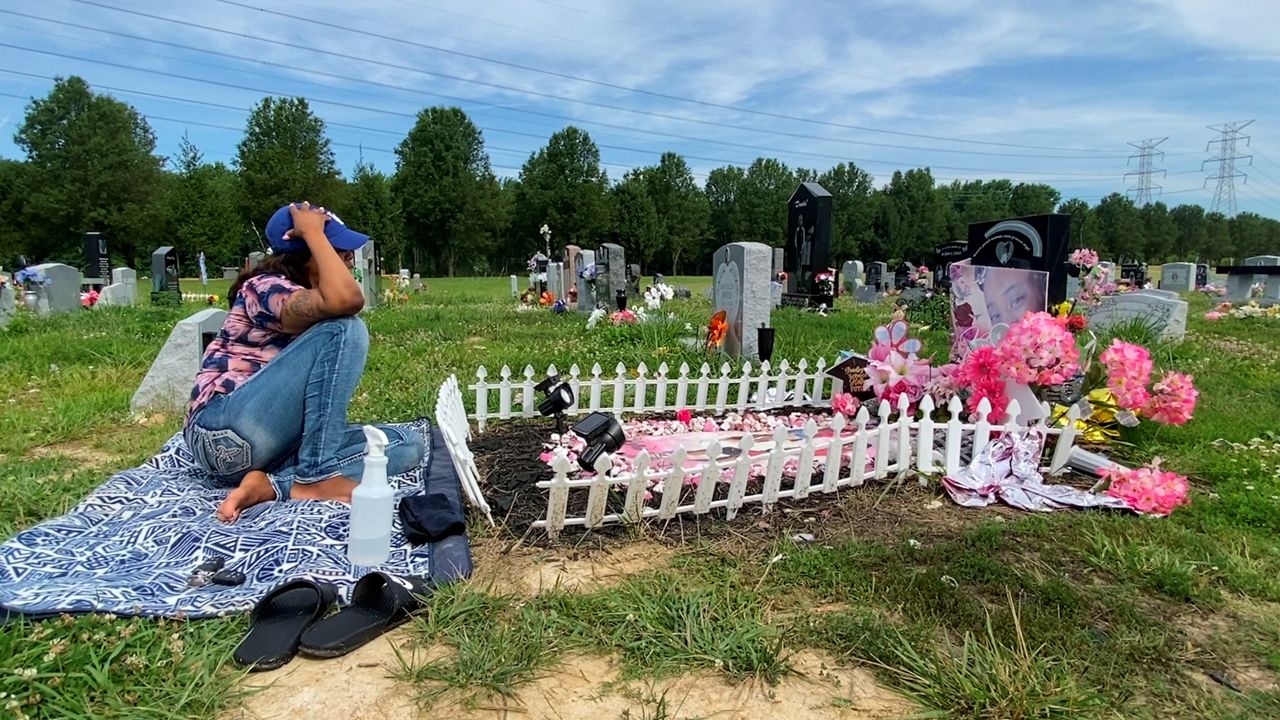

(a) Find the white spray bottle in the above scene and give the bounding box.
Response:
[348,425,393,566]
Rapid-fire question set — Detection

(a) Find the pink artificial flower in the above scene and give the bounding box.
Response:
[1101,459,1190,516]
[610,310,638,325]
[1143,371,1198,425]
[997,311,1080,387]
[924,363,962,404]
[676,408,692,427]
[831,392,859,417]
[866,349,931,406]
[1069,248,1100,269]
[1203,311,1223,321]
[955,345,1008,422]
[702,419,718,432]
[1099,339,1153,411]
[1215,301,1233,313]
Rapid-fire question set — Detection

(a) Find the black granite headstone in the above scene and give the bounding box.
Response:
[150,246,180,304]
[967,214,1071,304]
[1195,264,1209,288]
[866,263,883,291]
[1120,263,1147,287]
[933,241,969,290]
[83,232,110,283]
[784,182,833,295]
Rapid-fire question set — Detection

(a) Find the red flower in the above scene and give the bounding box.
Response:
[954,303,975,328]
[1065,314,1087,333]
[706,310,728,350]
[676,408,692,427]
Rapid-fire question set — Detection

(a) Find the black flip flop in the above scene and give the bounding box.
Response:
[298,572,432,659]
[233,579,338,671]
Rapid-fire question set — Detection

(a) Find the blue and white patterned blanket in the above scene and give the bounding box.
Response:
[0,418,469,620]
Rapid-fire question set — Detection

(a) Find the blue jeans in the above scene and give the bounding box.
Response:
[184,316,425,501]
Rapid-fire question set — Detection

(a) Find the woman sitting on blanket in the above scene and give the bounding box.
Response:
[185,201,424,523]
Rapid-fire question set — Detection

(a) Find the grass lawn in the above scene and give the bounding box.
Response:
[1,276,1278,719]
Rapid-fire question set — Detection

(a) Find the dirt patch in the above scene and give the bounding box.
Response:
[1178,599,1280,695]
[27,439,124,469]
[227,638,913,720]
[469,537,676,595]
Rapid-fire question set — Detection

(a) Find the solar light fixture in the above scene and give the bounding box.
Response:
[536,375,575,433]
[571,411,626,472]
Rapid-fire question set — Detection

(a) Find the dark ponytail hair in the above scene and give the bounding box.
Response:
[228,248,312,307]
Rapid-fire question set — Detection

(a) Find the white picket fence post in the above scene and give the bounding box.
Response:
[654,363,669,412]
[452,360,1086,538]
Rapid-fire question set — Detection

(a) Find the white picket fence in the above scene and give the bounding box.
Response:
[435,360,1083,539]
[468,358,839,431]
[435,375,493,523]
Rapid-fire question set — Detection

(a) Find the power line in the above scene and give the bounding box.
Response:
[52,2,1131,159]
[1203,120,1254,218]
[1125,137,1167,206]
[0,50,1124,181]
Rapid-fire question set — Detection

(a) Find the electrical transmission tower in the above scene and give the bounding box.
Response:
[1125,137,1167,206]
[1204,120,1254,217]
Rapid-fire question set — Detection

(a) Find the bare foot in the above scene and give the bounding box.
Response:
[217,471,276,523]
[291,475,357,505]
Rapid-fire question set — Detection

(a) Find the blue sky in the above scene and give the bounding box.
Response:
[1,0,1279,218]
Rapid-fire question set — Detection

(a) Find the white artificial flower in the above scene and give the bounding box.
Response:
[586,307,606,329]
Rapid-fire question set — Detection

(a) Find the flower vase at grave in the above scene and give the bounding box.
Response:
[757,326,776,364]
[22,289,38,312]
[615,288,627,311]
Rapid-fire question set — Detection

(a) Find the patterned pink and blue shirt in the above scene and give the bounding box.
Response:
[186,274,302,424]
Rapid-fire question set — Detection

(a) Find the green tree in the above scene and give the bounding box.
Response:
[1009,183,1061,216]
[818,162,875,261]
[1092,193,1144,261]
[1204,211,1232,262]
[1058,198,1092,249]
[513,126,609,250]
[734,158,795,247]
[876,168,947,262]
[609,170,661,266]
[235,97,342,231]
[1139,201,1176,262]
[166,133,243,271]
[394,106,503,275]
[1168,204,1207,261]
[642,152,708,273]
[345,161,404,270]
[14,76,165,266]
[705,165,745,253]
[0,159,27,262]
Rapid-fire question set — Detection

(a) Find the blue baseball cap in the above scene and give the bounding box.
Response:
[265,203,369,253]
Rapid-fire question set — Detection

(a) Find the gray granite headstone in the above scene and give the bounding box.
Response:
[510,275,519,299]
[99,266,139,306]
[1066,275,1081,300]
[131,308,229,412]
[1098,261,1116,279]
[223,267,239,281]
[247,252,265,269]
[1088,290,1188,342]
[1226,273,1254,302]
[354,240,378,308]
[712,242,771,359]
[841,260,864,294]
[596,243,626,307]
[399,268,410,281]
[547,261,565,301]
[1159,262,1194,293]
[0,283,14,328]
[31,263,81,314]
[576,249,597,312]
[854,285,881,303]
[1245,256,1280,303]
[772,248,784,278]
[412,273,424,292]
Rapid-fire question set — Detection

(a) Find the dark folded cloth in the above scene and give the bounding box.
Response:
[398,428,467,544]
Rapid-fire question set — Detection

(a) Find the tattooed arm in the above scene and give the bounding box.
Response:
[278,202,364,333]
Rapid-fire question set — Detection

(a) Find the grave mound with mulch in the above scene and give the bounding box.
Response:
[468,408,1013,546]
